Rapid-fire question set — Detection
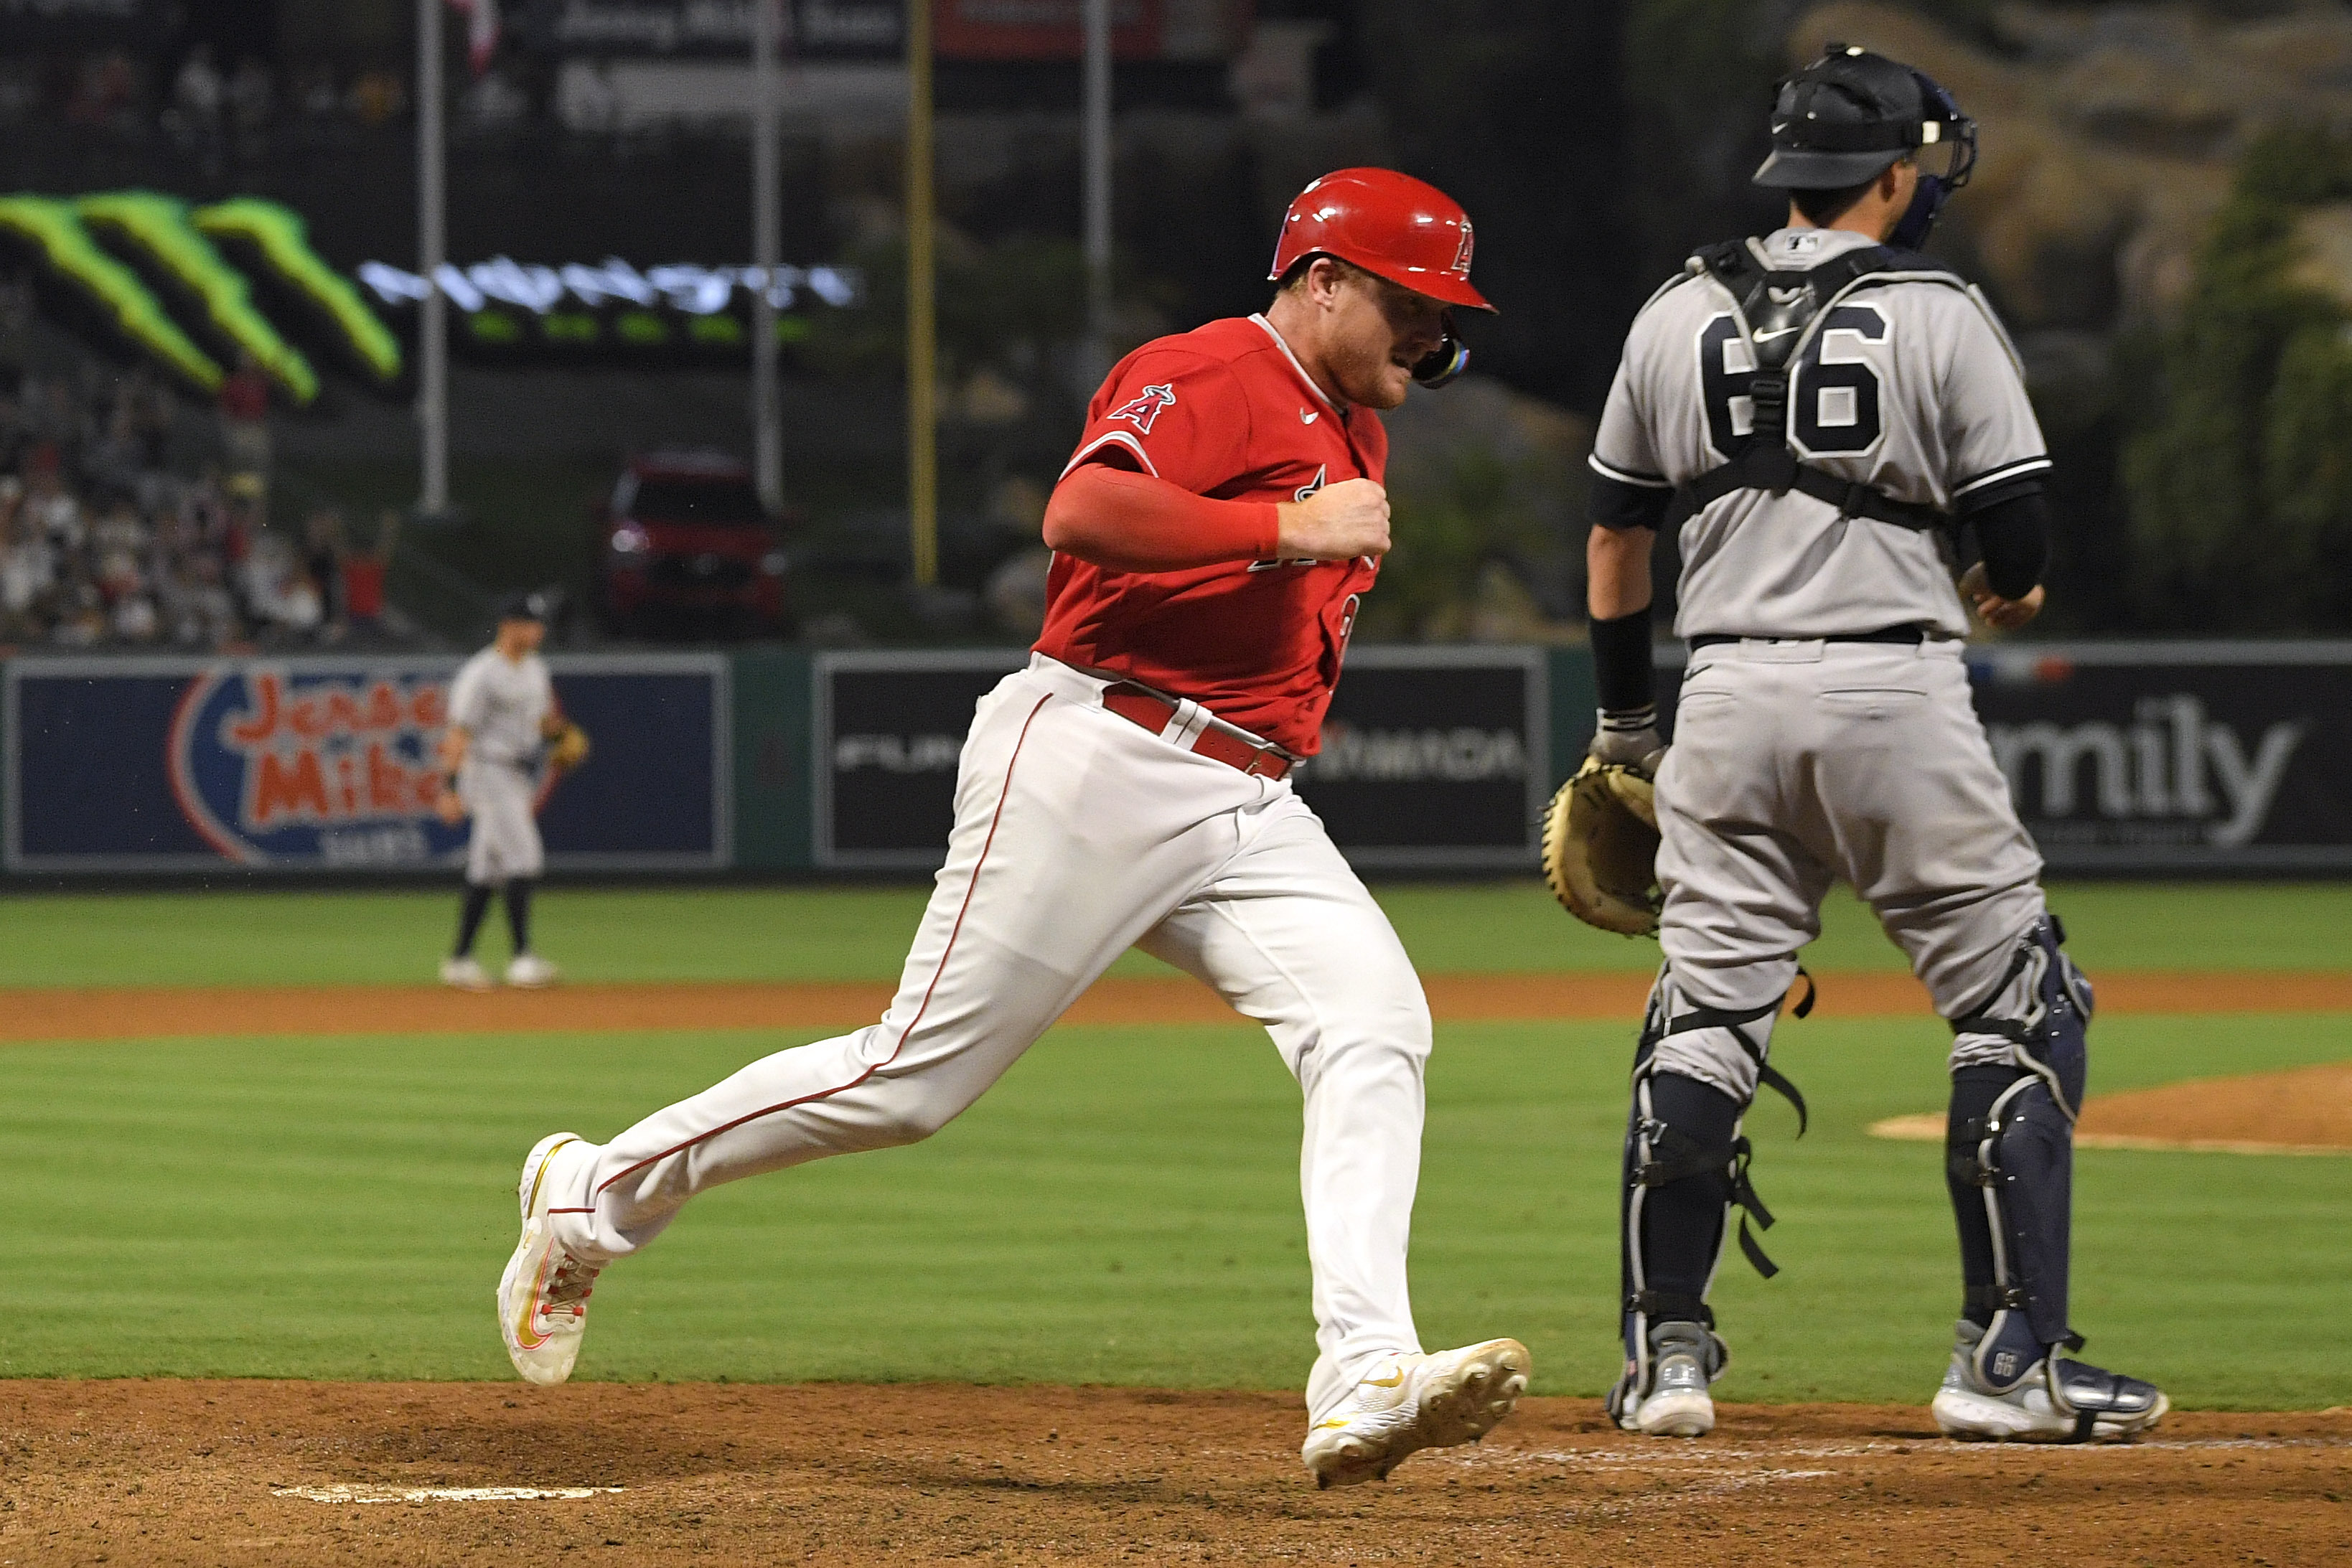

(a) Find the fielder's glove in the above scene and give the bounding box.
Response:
[545,721,591,774]
[1540,755,1662,937]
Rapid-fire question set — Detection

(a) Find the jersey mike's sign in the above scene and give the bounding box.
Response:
[813,648,1545,872]
[5,655,728,873]
[167,667,469,867]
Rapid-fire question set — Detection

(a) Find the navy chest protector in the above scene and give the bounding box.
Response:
[1665,240,1957,536]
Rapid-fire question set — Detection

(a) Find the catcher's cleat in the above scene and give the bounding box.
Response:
[1931,1320,2168,1442]
[441,955,494,992]
[497,1132,603,1386]
[505,953,561,989]
[1301,1338,1532,1488]
[1608,1320,1720,1437]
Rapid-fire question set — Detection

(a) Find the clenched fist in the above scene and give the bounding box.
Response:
[1275,477,1390,561]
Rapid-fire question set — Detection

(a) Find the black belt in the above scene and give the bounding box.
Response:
[1689,625,1926,652]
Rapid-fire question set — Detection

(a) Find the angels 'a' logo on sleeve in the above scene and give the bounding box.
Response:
[1104,383,1177,435]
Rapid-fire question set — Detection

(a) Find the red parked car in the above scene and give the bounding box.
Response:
[596,451,791,639]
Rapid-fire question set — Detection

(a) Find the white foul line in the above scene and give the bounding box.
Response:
[272,1485,624,1503]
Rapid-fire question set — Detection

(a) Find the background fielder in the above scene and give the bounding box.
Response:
[436,590,566,991]
[494,169,1529,1490]
[1579,46,2168,1443]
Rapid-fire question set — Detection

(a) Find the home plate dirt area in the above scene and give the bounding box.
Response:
[1,1382,2346,1567]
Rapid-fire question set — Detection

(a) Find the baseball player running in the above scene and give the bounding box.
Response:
[1580,47,2165,1442]
[496,169,1529,1487]
[437,591,566,990]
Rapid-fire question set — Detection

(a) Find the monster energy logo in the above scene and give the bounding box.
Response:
[0,192,400,404]
[0,189,865,394]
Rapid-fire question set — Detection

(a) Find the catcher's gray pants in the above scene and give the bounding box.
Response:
[461,759,543,885]
[1650,637,2047,1100]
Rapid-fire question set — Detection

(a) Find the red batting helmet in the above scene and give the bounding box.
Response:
[1268,167,1493,312]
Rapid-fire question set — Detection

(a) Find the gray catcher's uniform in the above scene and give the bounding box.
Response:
[1587,222,2159,1439]
[1590,225,2052,1073]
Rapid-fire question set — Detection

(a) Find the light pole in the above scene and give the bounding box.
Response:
[906,0,937,588]
[1082,0,1112,370]
[751,0,783,514]
[416,0,449,516]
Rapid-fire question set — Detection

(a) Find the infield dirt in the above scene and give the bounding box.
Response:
[2,1381,2344,1566]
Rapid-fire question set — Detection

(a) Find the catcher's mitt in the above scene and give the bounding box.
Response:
[1540,756,1662,937]
[545,721,591,774]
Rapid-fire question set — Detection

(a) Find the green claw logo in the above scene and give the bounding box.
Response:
[0,192,400,405]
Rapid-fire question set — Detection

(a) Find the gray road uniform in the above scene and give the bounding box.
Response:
[1590,225,2051,1079]
[448,645,553,885]
[1586,226,2138,1432]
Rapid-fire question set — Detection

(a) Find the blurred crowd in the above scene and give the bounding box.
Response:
[0,47,526,163]
[0,362,388,653]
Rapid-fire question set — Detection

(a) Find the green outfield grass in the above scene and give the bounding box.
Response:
[0,880,2346,987]
[0,1010,2346,1406]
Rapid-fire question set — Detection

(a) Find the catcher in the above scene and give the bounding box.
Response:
[1552,44,2166,1445]
[436,590,589,990]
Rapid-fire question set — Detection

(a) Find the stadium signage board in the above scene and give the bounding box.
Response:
[518,0,906,58]
[812,647,1545,873]
[353,256,861,359]
[1965,642,2352,870]
[518,0,1250,60]
[3,654,731,873]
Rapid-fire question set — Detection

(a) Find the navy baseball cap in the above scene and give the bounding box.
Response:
[497,589,553,624]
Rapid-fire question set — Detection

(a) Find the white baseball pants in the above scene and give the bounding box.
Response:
[461,759,544,884]
[544,654,1433,1417]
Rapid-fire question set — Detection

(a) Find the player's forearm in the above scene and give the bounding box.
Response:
[1043,464,1280,572]
[1587,523,1655,620]
[439,727,471,773]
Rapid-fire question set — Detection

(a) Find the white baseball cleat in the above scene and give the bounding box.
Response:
[440,956,494,991]
[1301,1338,1532,1488]
[505,953,561,988]
[1608,1320,1725,1438]
[497,1132,603,1386]
[1931,1320,2168,1442]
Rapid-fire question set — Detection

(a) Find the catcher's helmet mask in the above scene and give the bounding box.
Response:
[1753,44,1977,247]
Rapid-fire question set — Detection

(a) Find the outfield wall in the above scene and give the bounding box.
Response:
[1,642,2345,878]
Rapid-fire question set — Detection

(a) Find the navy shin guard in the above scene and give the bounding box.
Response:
[1946,917,2093,1384]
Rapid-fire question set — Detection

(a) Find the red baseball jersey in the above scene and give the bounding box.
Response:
[1033,314,1387,756]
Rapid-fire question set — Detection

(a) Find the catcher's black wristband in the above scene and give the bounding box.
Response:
[1590,606,1655,714]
